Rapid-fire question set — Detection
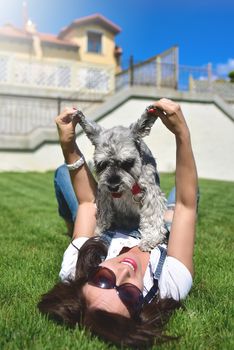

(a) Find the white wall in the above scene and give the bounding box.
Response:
[1,98,234,182]
[0,144,64,172]
[77,99,234,181]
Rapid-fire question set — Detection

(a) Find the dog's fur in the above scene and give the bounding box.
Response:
[76,107,167,251]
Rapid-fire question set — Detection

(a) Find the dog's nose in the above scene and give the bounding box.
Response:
[108,184,120,192]
[109,174,121,184]
[108,174,121,186]
[108,175,121,192]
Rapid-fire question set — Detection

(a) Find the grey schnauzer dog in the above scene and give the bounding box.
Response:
[75,106,167,251]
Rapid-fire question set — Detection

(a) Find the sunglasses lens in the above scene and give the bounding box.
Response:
[89,267,115,289]
[118,284,143,312]
[88,268,143,316]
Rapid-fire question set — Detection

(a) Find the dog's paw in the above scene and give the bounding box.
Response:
[94,226,102,236]
[138,239,155,252]
[138,229,166,251]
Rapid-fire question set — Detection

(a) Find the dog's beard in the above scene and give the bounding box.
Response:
[97,159,143,196]
[98,170,135,193]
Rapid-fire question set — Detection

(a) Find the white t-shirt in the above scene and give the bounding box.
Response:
[59,234,192,301]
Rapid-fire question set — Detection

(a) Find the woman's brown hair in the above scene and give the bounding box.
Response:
[38,237,181,348]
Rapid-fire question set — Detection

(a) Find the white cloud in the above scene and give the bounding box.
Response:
[216,59,234,76]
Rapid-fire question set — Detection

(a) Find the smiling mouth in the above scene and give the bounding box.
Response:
[120,258,137,271]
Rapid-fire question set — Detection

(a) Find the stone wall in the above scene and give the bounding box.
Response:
[192,80,234,102]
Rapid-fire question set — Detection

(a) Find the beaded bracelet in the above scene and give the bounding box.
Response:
[66,155,85,171]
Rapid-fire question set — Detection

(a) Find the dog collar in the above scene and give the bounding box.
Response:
[131,183,142,195]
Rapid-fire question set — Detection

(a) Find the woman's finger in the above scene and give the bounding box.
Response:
[55,107,77,125]
[153,98,180,116]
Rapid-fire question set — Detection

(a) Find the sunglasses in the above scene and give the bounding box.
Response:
[87,266,143,317]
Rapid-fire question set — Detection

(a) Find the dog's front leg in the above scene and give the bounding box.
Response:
[95,191,113,236]
[138,185,167,252]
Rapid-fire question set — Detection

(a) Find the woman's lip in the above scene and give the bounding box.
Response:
[121,258,137,271]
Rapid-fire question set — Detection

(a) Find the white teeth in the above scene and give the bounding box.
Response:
[121,262,134,271]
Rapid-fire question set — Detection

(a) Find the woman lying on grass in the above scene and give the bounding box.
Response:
[38,98,198,348]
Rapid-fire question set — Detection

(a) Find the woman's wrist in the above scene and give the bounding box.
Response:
[61,142,83,164]
[60,138,76,152]
[175,126,190,142]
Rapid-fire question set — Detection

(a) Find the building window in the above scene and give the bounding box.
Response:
[87,31,102,53]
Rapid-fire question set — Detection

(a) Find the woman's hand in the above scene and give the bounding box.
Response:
[153,98,189,138]
[55,107,80,151]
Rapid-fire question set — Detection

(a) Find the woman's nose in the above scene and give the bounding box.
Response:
[115,265,131,285]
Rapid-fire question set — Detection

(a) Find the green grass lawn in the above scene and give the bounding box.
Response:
[0,171,233,350]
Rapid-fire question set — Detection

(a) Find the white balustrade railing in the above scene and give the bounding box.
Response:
[0,54,115,135]
[0,53,115,94]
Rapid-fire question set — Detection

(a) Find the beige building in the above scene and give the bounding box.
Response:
[1,14,233,182]
[0,13,122,95]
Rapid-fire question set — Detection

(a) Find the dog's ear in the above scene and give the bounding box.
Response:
[130,110,157,139]
[76,110,103,145]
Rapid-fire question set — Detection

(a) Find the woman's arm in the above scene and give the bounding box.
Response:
[55,107,97,239]
[154,99,198,275]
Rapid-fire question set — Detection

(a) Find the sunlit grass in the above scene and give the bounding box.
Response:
[0,172,233,350]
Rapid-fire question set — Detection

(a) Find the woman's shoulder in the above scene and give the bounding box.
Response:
[147,245,193,300]
[160,255,193,300]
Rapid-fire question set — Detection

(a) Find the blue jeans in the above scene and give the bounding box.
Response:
[54,164,78,223]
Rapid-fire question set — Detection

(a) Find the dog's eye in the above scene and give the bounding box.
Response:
[121,159,135,171]
[96,161,108,173]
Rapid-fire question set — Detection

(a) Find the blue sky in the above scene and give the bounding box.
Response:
[0,0,233,76]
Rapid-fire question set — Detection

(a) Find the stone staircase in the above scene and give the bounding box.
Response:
[1,85,233,151]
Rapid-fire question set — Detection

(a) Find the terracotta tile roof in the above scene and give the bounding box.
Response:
[0,23,31,39]
[0,23,79,48]
[59,13,121,38]
[38,33,78,47]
